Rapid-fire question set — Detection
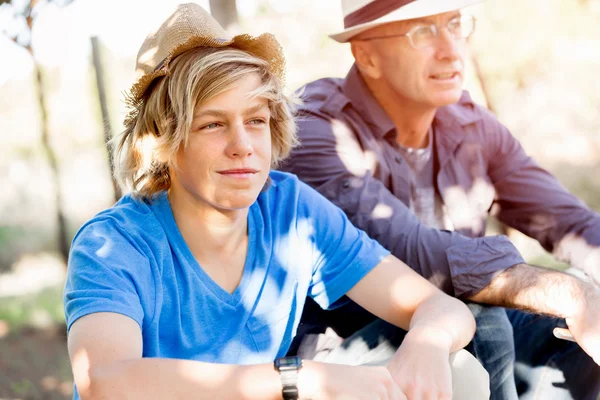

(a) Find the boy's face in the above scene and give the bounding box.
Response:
[169,73,272,213]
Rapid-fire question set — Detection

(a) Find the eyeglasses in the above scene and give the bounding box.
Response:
[359,15,476,49]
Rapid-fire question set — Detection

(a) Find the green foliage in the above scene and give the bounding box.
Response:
[0,225,27,247]
[0,285,65,333]
[10,378,35,396]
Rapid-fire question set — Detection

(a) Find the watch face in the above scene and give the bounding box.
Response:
[275,356,302,370]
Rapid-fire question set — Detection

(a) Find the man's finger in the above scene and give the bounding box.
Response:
[553,327,576,342]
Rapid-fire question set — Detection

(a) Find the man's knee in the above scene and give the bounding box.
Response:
[450,349,490,400]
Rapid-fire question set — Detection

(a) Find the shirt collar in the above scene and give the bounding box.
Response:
[434,92,482,128]
[342,64,396,139]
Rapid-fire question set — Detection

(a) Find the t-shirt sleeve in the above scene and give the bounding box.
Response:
[295,179,390,309]
[64,219,155,332]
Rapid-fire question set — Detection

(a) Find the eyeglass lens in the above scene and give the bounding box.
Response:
[410,15,475,48]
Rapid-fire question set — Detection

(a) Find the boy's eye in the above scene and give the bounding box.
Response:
[201,122,220,130]
[248,118,267,125]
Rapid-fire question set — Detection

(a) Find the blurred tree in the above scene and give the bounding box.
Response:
[209,0,238,29]
[91,36,122,203]
[0,0,74,263]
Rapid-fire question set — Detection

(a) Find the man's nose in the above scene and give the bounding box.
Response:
[434,27,461,61]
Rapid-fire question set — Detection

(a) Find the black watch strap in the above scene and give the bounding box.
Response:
[274,356,302,400]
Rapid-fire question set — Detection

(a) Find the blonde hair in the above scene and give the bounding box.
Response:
[114,47,298,199]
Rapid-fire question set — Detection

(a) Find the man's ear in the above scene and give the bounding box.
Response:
[350,41,382,80]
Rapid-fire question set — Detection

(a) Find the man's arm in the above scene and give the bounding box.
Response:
[483,112,600,284]
[68,312,403,400]
[469,263,600,364]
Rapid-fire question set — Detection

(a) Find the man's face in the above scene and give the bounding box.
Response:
[356,11,467,110]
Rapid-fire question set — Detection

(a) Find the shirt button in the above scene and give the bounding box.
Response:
[394,155,403,164]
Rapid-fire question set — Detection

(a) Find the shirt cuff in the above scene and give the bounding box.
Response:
[447,235,525,298]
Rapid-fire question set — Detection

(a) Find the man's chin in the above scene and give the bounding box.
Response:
[433,91,463,107]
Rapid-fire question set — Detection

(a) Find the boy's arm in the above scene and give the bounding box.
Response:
[68,312,282,400]
[68,312,403,400]
[346,254,475,352]
[346,254,476,399]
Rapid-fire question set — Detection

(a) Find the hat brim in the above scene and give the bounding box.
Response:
[330,0,485,43]
[127,32,285,106]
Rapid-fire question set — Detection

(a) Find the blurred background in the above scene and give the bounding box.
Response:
[1,0,599,397]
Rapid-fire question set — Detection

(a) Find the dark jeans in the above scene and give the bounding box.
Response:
[508,309,600,400]
[290,299,600,400]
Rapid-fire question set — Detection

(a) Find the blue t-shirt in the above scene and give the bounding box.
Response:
[64,171,389,376]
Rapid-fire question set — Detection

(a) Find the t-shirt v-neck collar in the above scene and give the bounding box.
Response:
[152,192,258,307]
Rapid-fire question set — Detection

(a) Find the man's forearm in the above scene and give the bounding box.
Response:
[469,263,598,319]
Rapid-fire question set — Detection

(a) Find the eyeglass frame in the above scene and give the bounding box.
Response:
[356,14,476,48]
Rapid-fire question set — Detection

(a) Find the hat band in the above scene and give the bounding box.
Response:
[344,0,416,29]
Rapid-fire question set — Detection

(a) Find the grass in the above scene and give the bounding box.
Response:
[0,284,65,334]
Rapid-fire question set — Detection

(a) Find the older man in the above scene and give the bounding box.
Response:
[281,0,600,399]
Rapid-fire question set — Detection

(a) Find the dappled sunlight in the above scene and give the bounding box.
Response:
[272,218,317,273]
[137,132,161,171]
[331,118,377,177]
[442,178,495,235]
[372,203,393,220]
[554,233,600,284]
[137,46,159,69]
[92,228,113,259]
[71,347,91,393]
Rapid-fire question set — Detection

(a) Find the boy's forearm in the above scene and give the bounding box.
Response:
[408,293,476,353]
[85,358,282,400]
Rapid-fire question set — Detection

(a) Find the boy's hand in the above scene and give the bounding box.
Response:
[386,326,453,400]
[298,360,406,400]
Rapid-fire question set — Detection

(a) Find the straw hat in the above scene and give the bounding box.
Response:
[126,2,285,105]
[330,0,485,43]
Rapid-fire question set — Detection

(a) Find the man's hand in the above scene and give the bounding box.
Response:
[386,326,453,400]
[298,360,406,400]
[564,287,600,365]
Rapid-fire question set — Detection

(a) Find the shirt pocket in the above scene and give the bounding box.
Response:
[246,281,298,356]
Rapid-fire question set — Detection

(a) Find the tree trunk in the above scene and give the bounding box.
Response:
[24,0,70,262]
[32,60,70,262]
[91,36,122,202]
[471,51,510,236]
[209,0,238,30]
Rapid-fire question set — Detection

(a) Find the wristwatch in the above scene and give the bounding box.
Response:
[274,356,303,400]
